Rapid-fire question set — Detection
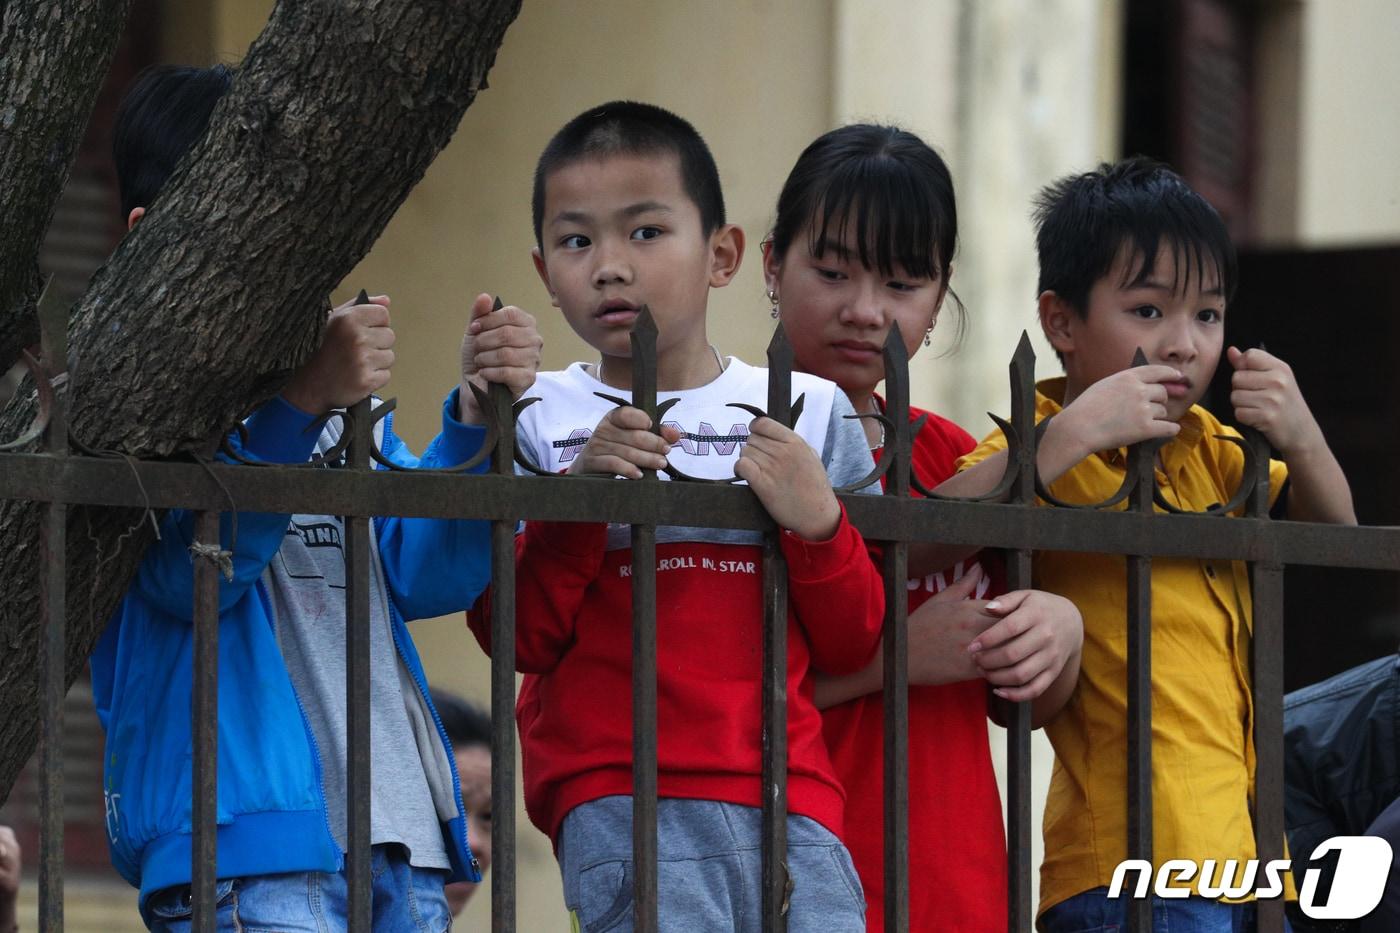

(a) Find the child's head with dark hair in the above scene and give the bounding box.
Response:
[430,688,492,750]
[112,63,233,224]
[531,100,726,248]
[530,101,743,387]
[1033,156,1236,321]
[1034,157,1233,419]
[762,123,960,401]
[768,123,957,286]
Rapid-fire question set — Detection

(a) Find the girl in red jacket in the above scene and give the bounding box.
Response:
[761,124,1084,932]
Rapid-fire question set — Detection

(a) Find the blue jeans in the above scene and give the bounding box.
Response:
[1039,886,1289,933]
[559,796,866,932]
[144,843,452,933]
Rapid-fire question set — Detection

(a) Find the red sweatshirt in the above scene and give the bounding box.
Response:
[467,361,885,844]
[821,403,1008,933]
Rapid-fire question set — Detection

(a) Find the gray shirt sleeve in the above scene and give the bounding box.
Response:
[822,391,880,495]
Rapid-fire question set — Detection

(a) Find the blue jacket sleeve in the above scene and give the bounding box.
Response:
[127,395,322,619]
[375,386,492,620]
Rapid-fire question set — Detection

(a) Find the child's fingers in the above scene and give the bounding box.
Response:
[345,302,392,329]
[602,406,655,432]
[983,587,1029,615]
[923,565,984,604]
[660,424,683,444]
[1231,369,1285,392]
[472,305,538,336]
[469,292,495,322]
[992,668,1056,703]
[1229,346,1280,371]
[471,323,543,352]
[738,441,779,473]
[978,644,1051,687]
[733,456,763,487]
[747,416,795,442]
[1131,364,1186,385]
[473,346,538,370]
[577,453,647,479]
[969,608,1046,659]
[593,429,671,459]
[740,431,785,459]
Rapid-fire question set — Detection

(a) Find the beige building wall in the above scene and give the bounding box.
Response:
[1296,0,1400,245]
[1255,0,1400,246]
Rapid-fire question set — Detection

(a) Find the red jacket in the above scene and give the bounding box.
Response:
[469,510,884,843]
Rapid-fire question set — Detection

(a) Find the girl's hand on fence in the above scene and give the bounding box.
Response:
[906,565,999,686]
[967,589,1083,702]
[735,417,841,541]
[567,406,681,479]
[458,293,545,423]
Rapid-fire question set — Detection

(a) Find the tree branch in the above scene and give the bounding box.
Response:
[0,0,131,374]
[0,0,522,800]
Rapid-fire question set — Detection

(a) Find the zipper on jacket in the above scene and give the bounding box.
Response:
[376,408,480,881]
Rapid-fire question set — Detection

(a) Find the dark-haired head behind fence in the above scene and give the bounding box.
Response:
[466,99,886,931]
[950,157,1356,929]
[432,689,494,917]
[763,121,1085,933]
[91,63,543,930]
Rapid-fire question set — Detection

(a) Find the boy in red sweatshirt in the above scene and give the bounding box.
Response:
[469,101,884,931]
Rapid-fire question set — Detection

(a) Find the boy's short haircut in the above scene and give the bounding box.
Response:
[430,688,492,751]
[112,63,233,219]
[531,100,726,247]
[1033,156,1237,317]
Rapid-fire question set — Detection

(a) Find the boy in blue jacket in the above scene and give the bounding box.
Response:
[90,64,541,931]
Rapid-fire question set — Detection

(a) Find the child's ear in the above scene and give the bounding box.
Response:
[707,224,745,288]
[1038,290,1076,356]
[930,263,953,325]
[531,247,560,309]
[126,206,145,231]
[760,237,780,296]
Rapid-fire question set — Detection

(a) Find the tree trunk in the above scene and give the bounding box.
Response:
[0,0,522,801]
[0,0,131,376]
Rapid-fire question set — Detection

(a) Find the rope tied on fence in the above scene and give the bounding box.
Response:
[188,540,234,582]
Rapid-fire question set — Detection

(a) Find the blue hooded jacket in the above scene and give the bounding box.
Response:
[90,389,490,908]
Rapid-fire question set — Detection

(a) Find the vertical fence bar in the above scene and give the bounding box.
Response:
[345,291,375,933]
[1246,428,1285,933]
[487,305,518,933]
[761,328,793,933]
[37,288,68,933]
[880,327,912,933]
[191,510,222,932]
[630,309,660,933]
[1004,333,1036,933]
[1124,351,1157,933]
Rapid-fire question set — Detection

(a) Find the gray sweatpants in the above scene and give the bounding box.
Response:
[558,795,866,932]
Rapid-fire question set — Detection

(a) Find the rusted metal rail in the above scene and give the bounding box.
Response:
[3,304,1393,933]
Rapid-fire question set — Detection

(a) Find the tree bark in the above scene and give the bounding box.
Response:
[0,0,522,801]
[0,0,131,376]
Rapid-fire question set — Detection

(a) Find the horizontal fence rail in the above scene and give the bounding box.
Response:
[3,299,1396,933]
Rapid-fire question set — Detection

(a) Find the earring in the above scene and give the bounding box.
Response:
[767,288,780,320]
[924,324,934,347]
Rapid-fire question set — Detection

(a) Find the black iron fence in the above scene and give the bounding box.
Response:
[3,293,1399,933]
